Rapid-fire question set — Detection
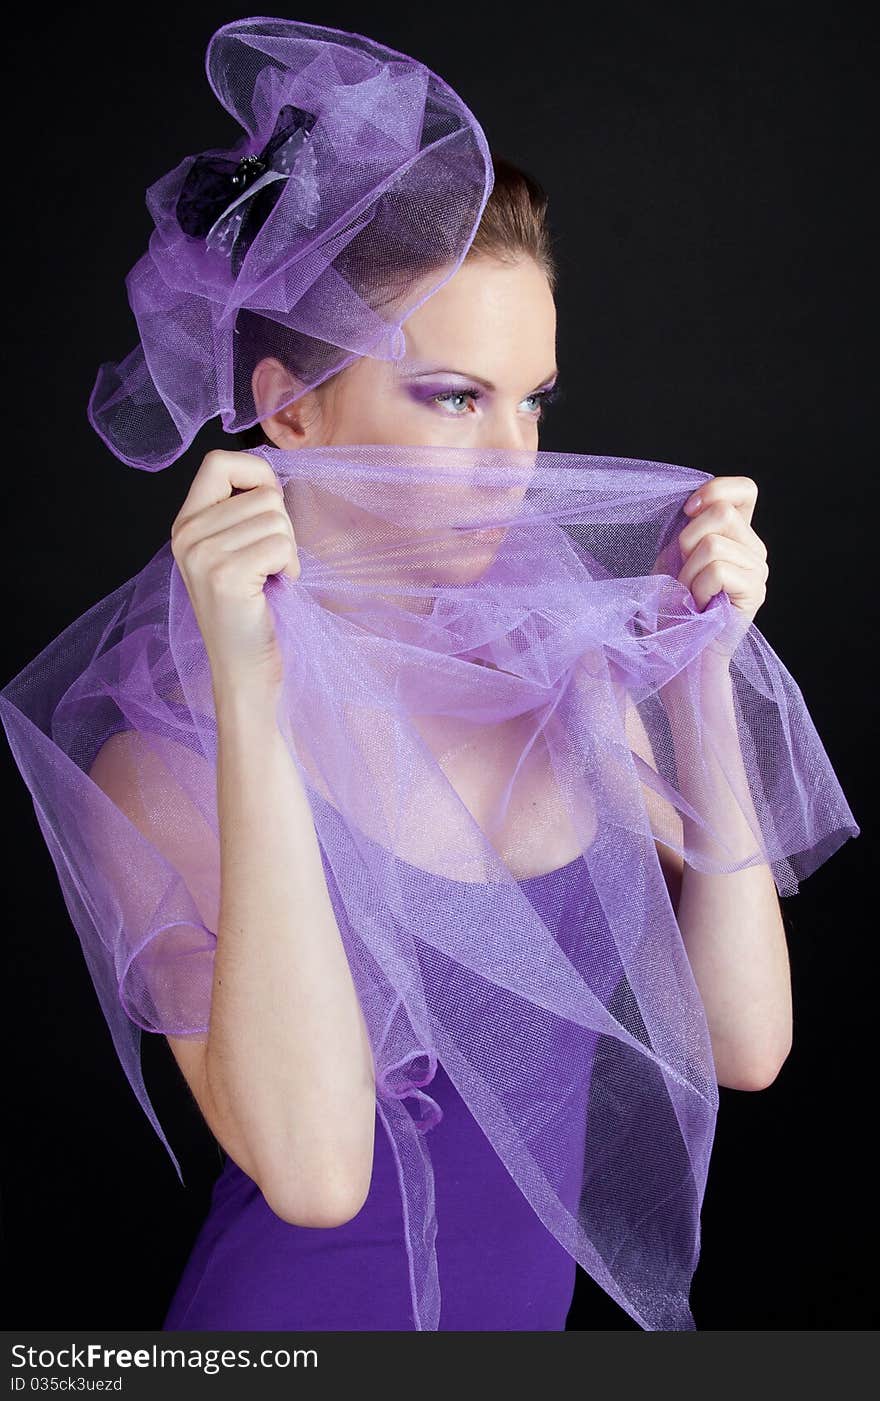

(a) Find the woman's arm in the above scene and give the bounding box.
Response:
[89,698,377,1223]
[625,664,793,1092]
[207,675,377,1223]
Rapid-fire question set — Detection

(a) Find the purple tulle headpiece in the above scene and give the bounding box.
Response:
[1,16,860,1334]
[86,16,493,471]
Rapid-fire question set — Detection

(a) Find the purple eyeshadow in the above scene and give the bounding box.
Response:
[405,382,459,403]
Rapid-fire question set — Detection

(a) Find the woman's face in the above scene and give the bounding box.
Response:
[252,254,557,603]
[255,254,558,452]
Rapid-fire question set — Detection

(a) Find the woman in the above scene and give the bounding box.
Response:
[153,166,605,1332]
[0,17,858,1333]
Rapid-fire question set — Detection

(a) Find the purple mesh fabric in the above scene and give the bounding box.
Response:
[87,17,492,471]
[0,443,859,1330]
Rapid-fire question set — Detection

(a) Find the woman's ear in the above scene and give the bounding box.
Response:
[251,356,320,449]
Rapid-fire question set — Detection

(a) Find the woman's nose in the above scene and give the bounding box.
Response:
[454,479,533,528]
[480,416,537,455]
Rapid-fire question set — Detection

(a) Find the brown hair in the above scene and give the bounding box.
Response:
[235,150,555,450]
[466,152,556,294]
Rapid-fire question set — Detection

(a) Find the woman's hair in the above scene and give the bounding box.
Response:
[234,151,555,451]
[466,152,555,293]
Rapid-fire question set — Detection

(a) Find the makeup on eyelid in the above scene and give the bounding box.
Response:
[396,355,558,385]
[403,379,562,417]
[398,361,558,388]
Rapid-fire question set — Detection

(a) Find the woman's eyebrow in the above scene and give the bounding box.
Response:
[397,363,559,391]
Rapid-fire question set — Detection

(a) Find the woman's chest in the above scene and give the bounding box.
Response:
[402,711,597,881]
[286,689,597,882]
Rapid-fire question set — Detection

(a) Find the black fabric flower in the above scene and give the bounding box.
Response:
[175,103,318,276]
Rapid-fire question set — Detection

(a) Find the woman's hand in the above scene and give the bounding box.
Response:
[170,449,301,698]
[677,475,769,628]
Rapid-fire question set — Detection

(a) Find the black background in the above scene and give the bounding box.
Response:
[1,4,874,1330]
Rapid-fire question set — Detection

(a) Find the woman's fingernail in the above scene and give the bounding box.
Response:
[685,495,702,514]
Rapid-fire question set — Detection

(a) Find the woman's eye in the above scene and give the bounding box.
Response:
[430,388,552,417]
[432,390,478,415]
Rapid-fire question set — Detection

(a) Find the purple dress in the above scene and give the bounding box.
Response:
[163,853,603,1331]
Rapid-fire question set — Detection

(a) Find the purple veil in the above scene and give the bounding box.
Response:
[0,17,860,1332]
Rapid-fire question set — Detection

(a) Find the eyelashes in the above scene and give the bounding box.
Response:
[429,384,563,419]
[528,384,563,416]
